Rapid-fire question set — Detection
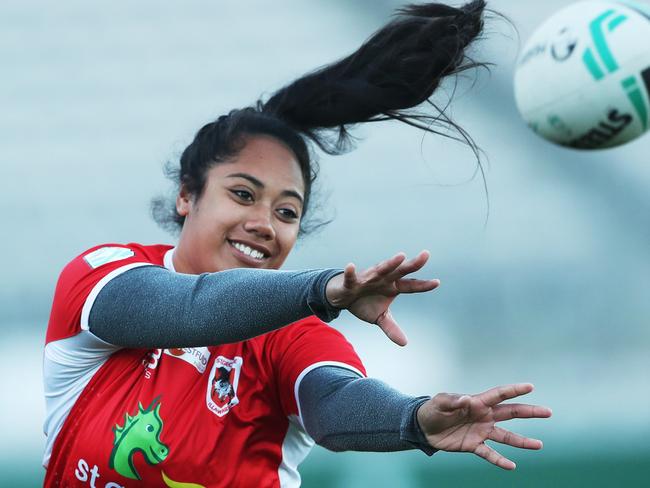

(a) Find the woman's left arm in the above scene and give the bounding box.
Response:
[299,367,552,469]
[299,366,433,453]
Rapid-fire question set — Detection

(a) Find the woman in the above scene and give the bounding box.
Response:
[43,2,551,486]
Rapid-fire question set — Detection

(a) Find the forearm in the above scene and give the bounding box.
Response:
[299,366,435,455]
[89,266,342,348]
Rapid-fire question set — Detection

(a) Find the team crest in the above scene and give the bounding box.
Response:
[206,356,243,417]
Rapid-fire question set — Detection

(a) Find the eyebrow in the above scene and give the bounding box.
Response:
[226,172,304,204]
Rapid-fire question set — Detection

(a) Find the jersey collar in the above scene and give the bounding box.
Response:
[163,248,177,272]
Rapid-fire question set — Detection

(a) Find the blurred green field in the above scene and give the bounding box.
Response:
[8,449,647,487]
[299,449,650,488]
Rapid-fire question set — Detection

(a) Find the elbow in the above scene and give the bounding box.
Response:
[303,417,324,446]
[313,434,347,453]
[303,417,342,452]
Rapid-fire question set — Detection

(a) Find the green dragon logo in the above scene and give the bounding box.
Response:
[109,396,169,480]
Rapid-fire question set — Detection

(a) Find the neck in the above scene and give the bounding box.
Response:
[171,245,196,274]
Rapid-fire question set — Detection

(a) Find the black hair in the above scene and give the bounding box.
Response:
[153,1,488,236]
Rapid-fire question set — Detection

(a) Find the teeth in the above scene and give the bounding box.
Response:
[232,242,265,260]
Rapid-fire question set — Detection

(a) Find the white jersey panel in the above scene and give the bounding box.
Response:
[278,415,315,488]
[42,330,120,467]
[43,260,153,466]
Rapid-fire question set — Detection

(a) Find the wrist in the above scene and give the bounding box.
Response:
[400,396,436,456]
[324,272,347,309]
[414,399,433,447]
[306,269,345,323]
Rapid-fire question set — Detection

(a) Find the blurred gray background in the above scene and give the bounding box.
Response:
[1,0,648,486]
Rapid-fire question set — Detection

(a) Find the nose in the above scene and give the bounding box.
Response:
[243,207,276,241]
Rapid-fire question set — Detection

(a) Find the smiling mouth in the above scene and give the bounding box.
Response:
[227,240,269,261]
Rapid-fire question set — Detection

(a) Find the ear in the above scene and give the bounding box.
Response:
[176,185,192,217]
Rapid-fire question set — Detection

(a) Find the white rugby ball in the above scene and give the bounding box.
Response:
[514,0,650,149]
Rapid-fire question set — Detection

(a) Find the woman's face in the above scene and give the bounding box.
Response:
[174,135,305,274]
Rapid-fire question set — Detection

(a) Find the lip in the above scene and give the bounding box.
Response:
[227,239,271,267]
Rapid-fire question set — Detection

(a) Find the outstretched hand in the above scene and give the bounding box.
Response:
[417,383,552,470]
[325,251,439,346]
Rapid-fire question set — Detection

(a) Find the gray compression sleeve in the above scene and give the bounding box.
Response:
[88,265,342,348]
[299,366,436,455]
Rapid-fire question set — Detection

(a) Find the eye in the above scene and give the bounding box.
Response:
[146,424,154,432]
[230,189,253,202]
[277,208,299,220]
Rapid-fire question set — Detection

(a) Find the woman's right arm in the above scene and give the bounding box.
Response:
[89,251,439,348]
[89,266,342,348]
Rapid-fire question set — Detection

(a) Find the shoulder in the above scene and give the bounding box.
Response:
[72,242,171,268]
[56,242,171,282]
[265,316,365,372]
[46,243,173,344]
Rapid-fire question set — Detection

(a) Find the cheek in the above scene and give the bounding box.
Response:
[198,204,237,238]
[277,227,299,255]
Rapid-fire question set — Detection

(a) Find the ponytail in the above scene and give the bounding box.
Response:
[262,0,487,154]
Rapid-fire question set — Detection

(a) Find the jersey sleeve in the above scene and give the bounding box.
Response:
[45,244,156,344]
[267,316,366,422]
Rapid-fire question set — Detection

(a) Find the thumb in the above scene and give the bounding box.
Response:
[376,309,408,346]
[434,393,471,412]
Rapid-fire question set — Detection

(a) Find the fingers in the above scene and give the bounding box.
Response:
[477,383,534,406]
[373,253,407,276]
[477,427,543,471]
[395,278,440,294]
[361,251,438,292]
[375,309,408,346]
[373,250,430,279]
[474,443,516,470]
[392,250,430,277]
[493,403,553,422]
[488,426,543,450]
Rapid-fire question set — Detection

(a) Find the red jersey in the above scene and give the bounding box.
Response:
[43,243,365,488]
